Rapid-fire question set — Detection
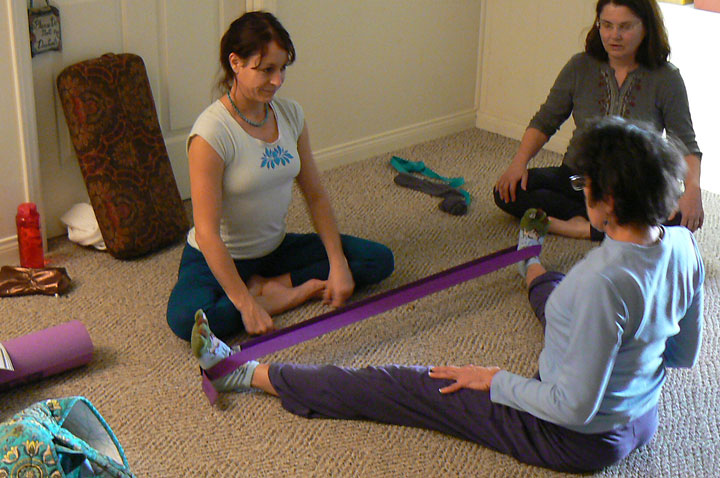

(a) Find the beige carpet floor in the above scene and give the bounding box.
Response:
[1,128,718,477]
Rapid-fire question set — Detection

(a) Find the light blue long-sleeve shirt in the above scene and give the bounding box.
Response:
[491,226,704,433]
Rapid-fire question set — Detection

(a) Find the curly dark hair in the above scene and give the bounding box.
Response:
[573,116,686,226]
[217,11,295,93]
[585,0,670,69]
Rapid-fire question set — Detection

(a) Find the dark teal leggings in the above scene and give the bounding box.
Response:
[166,233,394,341]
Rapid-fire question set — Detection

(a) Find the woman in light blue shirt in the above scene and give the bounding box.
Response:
[193,117,704,473]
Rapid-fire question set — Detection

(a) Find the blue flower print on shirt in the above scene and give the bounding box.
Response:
[260,145,294,169]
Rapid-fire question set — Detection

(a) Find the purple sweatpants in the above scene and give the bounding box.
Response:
[268,272,658,473]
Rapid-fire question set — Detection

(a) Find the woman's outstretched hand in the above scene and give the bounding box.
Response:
[429,365,501,393]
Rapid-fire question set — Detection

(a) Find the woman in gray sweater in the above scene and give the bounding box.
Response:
[493,0,703,240]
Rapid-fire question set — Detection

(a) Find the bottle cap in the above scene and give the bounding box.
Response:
[17,203,38,216]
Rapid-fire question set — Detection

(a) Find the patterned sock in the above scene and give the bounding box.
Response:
[517,208,549,277]
[191,309,258,392]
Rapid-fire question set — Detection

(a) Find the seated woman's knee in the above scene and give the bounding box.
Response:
[355,242,394,285]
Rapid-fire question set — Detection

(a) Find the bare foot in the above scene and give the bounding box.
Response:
[247,273,294,295]
[247,275,265,296]
[548,216,591,239]
[250,276,326,315]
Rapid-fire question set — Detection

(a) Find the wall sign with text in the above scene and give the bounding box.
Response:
[28,1,62,57]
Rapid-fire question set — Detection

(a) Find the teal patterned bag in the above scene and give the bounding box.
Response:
[0,397,134,477]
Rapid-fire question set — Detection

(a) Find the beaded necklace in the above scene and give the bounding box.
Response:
[226,91,269,127]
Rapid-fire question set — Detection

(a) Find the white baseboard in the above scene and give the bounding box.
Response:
[313,110,477,171]
[0,236,19,267]
[475,112,570,156]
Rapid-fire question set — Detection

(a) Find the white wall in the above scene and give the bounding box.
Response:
[476,0,596,154]
[660,2,720,194]
[29,0,245,239]
[0,0,42,266]
[4,0,715,261]
[15,0,481,241]
[276,0,481,168]
[476,0,719,193]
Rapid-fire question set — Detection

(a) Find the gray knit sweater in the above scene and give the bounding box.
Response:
[529,52,701,169]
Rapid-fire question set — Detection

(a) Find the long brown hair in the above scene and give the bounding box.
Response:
[585,0,670,69]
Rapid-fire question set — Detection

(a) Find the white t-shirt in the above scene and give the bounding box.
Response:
[186,97,304,259]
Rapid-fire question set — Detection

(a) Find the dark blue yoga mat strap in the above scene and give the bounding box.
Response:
[202,244,540,404]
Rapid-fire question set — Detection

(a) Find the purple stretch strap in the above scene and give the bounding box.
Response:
[202,244,540,403]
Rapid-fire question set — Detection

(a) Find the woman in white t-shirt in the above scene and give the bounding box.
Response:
[167,11,394,341]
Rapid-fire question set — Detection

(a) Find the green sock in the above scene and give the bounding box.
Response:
[517,208,548,277]
[191,310,258,392]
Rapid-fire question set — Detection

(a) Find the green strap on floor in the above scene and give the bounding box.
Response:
[390,156,471,204]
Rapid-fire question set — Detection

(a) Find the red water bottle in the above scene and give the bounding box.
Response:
[16,202,45,268]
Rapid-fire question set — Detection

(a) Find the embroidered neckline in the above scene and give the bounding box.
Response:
[598,66,643,117]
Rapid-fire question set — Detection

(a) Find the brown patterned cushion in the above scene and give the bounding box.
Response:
[56,53,189,259]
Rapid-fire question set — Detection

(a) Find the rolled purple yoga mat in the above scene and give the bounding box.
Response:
[0,320,93,391]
